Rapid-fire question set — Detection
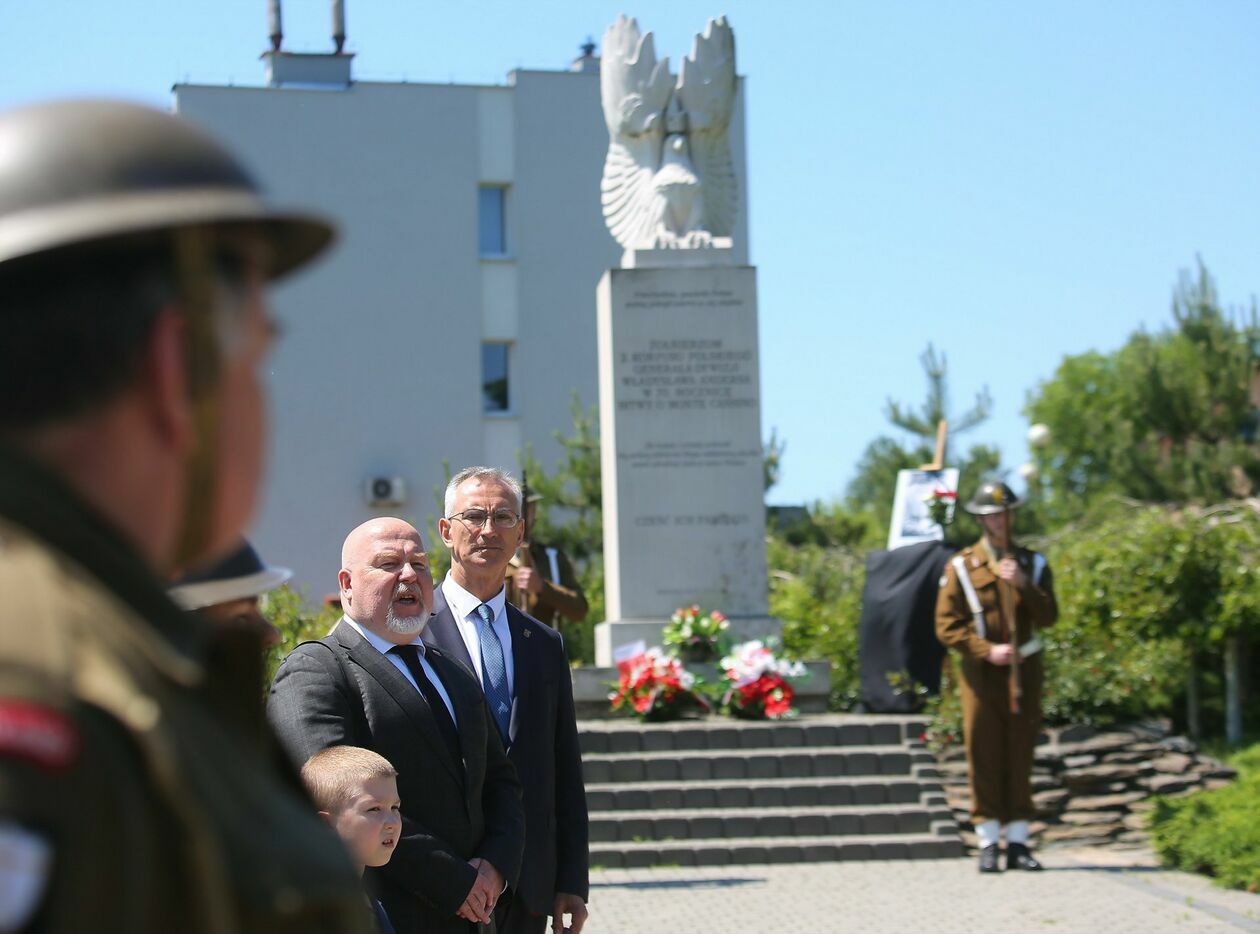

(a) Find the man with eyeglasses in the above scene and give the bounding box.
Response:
[424,467,590,934]
[268,516,525,934]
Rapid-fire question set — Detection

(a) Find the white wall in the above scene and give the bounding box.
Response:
[174,67,747,598]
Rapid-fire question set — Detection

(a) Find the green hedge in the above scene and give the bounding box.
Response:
[262,585,342,684]
[771,504,1195,724]
[770,533,866,710]
[1150,743,1260,892]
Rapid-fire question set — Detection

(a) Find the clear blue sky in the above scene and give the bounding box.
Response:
[5,1,1258,507]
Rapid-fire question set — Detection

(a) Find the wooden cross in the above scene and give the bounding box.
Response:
[919,419,949,471]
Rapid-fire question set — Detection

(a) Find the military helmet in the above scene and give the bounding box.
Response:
[169,539,292,611]
[0,99,333,277]
[964,480,1022,515]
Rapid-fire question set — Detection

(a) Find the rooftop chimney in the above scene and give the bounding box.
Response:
[267,0,282,51]
[332,0,346,54]
[570,37,599,74]
[261,0,353,87]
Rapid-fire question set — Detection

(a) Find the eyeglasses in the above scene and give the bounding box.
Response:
[447,508,521,530]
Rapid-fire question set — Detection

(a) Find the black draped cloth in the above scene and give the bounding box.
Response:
[858,540,952,712]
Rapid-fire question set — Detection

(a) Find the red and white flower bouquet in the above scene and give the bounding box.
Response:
[719,640,809,720]
[609,647,711,721]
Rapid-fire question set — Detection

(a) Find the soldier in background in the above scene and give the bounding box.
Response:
[170,539,292,746]
[935,481,1058,874]
[170,538,292,647]
[0,100,371,932]
[507,493,589,635]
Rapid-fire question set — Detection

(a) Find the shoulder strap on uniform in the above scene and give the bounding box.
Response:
[951,555,987,640]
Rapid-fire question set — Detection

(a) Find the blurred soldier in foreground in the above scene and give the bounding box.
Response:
[0,100,371,932]
[935,481,1058,874]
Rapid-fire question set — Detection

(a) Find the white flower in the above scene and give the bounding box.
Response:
[721,640,807,685]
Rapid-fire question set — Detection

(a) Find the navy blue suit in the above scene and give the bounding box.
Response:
[424,588,588,930]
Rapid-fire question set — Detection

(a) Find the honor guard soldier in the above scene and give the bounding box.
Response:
[935,481,1058,873]
[0,100,372,932]
[507,493,589,635]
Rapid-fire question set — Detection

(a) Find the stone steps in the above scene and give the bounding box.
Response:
[590,803,954,843]
[586,775,927,810]
[581,745,915,784]
[578,718,912,753]
[579,714,962,866]
[590,833,964,869]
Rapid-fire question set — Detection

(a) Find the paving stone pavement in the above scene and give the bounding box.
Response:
[583,848,1260,932]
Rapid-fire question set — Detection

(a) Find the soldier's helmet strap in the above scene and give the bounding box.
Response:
[172,226,227,570]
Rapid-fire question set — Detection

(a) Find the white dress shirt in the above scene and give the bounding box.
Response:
[440,574,515,697]
[342,616,457,723]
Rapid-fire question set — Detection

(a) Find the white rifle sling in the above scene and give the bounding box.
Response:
[1032,552,1047,587]
[952,555,987,640]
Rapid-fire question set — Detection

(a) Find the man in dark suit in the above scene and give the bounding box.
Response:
[269,517,525,933]
[425,467,589,934]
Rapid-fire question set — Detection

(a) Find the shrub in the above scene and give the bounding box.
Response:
[262,585,342,683]
[770,532,865,710]
[1150,743,1260,892]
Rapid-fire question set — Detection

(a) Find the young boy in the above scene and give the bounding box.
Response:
[302,746,403,934]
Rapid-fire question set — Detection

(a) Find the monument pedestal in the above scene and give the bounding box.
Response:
[595,260,779,665]
[594,615,780,667]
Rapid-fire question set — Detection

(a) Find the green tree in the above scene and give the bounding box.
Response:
[1026,260,1260,521]
[885,343,992,462]
[763,427,785,493]
[1026,261,1260,740]
[519,396,604,663]
[845,344,1001,541]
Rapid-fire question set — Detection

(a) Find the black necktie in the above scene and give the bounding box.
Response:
[389,645,461,765]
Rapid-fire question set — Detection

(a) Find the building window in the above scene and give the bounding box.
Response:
[482,342,510,413]
[478,185,507,256]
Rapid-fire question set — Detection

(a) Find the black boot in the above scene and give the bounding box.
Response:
[978,844,1001,873]
[1006,842,1043,871]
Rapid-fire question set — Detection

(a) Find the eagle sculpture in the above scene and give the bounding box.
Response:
[599,15,738,251]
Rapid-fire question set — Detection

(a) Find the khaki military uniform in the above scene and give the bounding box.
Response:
[0,446,372,933]
[935,539,1057,825]
[507,541,588,630]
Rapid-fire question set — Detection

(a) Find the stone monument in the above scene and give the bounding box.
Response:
[594,15,778,665]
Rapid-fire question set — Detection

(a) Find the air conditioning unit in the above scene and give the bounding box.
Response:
[366,476,407,507]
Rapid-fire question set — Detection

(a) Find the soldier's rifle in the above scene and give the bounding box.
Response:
[509,469,538,614]
[994,499,1022,714]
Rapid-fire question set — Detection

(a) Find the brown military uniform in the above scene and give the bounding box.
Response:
[0,446,373,933]
[507,541,588,630]
[935,539,1057,825]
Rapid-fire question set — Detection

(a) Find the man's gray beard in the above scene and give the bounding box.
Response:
[385,602,428,636]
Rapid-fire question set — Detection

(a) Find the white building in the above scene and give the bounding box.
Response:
[174,30,749,597]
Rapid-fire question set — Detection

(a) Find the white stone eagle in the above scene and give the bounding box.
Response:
[599,15,738,251]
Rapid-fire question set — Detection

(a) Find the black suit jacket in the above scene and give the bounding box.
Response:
[423,589,589,915]
[268,620,525,934]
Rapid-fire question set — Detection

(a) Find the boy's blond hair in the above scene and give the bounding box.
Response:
[301,745,399,814]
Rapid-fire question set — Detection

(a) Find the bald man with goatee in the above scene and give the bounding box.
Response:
[268,518,525,934]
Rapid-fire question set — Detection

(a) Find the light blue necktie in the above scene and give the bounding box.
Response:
[475,603,512,743]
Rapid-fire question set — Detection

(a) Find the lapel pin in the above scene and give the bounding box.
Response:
[523,629,532,638]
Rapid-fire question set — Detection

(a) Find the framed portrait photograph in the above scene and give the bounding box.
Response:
[887,468,959,550]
